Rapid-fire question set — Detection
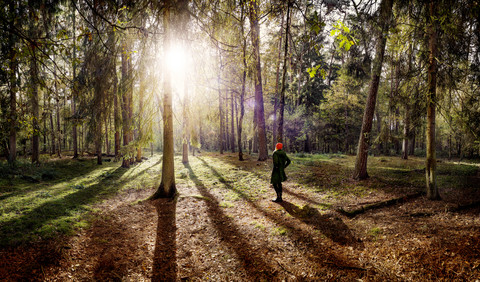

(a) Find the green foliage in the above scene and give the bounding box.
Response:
[330,21,356,52]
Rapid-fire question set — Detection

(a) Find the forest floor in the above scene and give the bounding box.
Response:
[1,152,480,281]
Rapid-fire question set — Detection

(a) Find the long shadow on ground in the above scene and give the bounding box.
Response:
[152,198,177,281]
[0,158,109,202]
[0,165,133,280]
[279,201,361,246]
[196,157,367,279]
[185,163,278,280]
[0,166,130,247]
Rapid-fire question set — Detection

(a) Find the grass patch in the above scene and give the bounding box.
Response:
[219,201,234,208]
[272,226,289,236]
[0,154,163,247]
[253,221,266,230]
[368,227,383,240]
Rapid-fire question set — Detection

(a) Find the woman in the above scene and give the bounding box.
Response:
[270,143,291,202]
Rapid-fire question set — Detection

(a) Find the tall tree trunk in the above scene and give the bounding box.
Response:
[29,3,39,164]
[182,49,189,163]
[137,61,146,163]
[249,0,268,161]
[180,0,190,164]
[225,92,229,151]
[55,65,62,158]
[72,0,78,159]
[218,58,224,154]
[152,2,176,199]
[352,0,393,180]
[94,61,104,165]
[230,90,235,152]
[426,0,440,200]
[121,40,131,167]
[8,1,17,165]
[273,5,285,145]
[113,47,120,159]
[105,100,110,156]
[237,4,247,161]
[277,1,290,143]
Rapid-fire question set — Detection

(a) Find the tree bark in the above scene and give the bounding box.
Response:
[121,39,131,167]
[8,1,17,165]
[29,2,39,164]
[152,2,176,199]
[230,90,235,153]
[353,0,393,180]
[248,0,268,161]
[72,0,78,159]
[237,4,247,161]
[218,70,224,154]
[402,103,410,160]
[277,1,290,144]
[426,0,440,200]
[113,41,120,159]
[273,5,285,146]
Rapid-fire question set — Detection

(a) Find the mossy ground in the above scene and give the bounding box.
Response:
[1,152,479,280]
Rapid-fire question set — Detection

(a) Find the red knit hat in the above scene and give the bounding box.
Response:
[275,143,283,150]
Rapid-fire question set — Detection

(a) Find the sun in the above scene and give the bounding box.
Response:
[166,43,187,74]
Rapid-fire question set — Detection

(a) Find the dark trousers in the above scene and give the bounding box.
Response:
[273,182,282,199]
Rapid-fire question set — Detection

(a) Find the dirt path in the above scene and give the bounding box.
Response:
[2,153,479,281]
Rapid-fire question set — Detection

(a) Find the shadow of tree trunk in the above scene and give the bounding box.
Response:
[184,163,277,280]
[152,198,177,281]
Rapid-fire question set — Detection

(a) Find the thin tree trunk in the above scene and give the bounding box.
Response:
[105,101,110,156]
[426,0,440,200]
[72,0,78,159]
[225,92,229,151]
[249,0,268,161]
[8,1,17,165]
[113,47,120,159]
[182,50,189,164]
[238,4,247,161]
[402,103,410,159]
[54,59,62,158]
[218,56,224,154]
[50,109,55,155]
[121,40,130,167]
[137,61,146,163]
[273,5,285,146]
[230,91,235,152]
[277,1,290,143]
[30,4,40,164]
[353,0,393,180]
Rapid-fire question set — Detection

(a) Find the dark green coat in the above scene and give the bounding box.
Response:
[271,149,291,184]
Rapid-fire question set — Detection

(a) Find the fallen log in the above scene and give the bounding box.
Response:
[336,192,424,218]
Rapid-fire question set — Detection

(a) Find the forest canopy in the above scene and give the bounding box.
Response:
[1,0,479,185]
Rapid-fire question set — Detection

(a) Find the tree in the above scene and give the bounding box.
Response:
[425,0,440,200]
[7,1,18,165]
[248,0,268,161]
[237,1,248,161]
[277,1,291,144]
[353,0,393,180]
[152,2,176,199]
[72,0,79,159]
[29,0,40,164]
